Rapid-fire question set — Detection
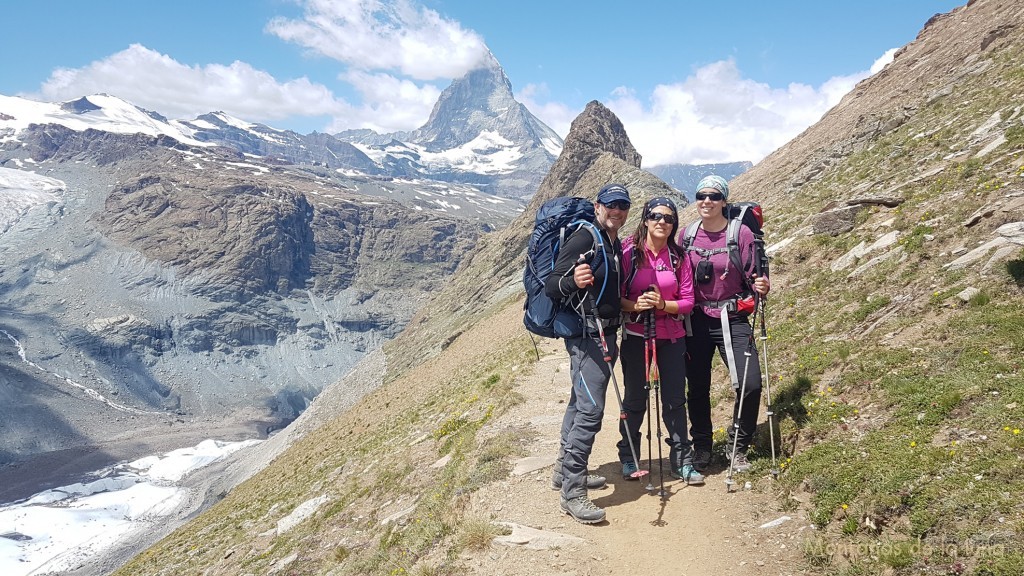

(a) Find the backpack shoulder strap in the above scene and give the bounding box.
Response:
[569,221,609,301]
[668,245,681,271]
[682,221,700,251]
[684,221,728,259]
[622,238,642,292]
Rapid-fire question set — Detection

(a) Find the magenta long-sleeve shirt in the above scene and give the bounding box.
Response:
[620,239,694,339]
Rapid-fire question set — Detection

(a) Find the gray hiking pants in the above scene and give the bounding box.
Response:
[558,330,617,500]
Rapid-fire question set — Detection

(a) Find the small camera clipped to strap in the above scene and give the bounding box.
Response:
[694,258,714,284]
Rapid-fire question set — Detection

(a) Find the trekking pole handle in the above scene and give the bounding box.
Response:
[570,249,597,288]
[575,249,595,265]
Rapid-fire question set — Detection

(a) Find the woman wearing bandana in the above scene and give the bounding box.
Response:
[682,175,770,474]
[617,196,703,485]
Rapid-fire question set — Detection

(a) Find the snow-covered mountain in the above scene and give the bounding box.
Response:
[337,52,563,199]
[1,53,562,201]
[0,93,209,147]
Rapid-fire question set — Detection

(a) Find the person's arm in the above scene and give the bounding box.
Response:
[672,249,695,315]
[544,230,594,300]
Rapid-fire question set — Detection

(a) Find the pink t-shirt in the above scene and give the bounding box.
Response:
[620,238,694,339]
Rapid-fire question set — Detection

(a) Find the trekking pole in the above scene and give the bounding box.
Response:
[758,295,780,478]
[648,310,666,498]
[587,293,648,482]
[643,310,655,492]
[725,302,758,493]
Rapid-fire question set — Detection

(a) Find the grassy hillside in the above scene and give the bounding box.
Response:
[714,5,1024,571]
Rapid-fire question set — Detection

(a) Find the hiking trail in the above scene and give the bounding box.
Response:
[463,334,813,576]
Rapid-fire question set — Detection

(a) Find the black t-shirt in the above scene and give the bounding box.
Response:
[544,226,622,319]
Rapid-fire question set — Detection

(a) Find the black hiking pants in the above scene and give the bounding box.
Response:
[618,334,691,468]
[685,309,762,454]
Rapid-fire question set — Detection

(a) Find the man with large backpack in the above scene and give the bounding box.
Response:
[545,183,631,524]
[680,175,770,477]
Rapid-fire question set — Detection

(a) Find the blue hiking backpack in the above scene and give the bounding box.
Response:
[523,196,606,338]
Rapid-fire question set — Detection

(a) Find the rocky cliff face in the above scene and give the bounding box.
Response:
[408,54,538,149]
[0,124,484,488]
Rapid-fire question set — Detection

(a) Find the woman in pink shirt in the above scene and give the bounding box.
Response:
[617,197,703,485]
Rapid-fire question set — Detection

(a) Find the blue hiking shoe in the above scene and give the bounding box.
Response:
[621,461,639,480]
[671,464,706,485]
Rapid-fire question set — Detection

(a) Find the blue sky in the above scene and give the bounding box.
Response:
[2,0,965,166]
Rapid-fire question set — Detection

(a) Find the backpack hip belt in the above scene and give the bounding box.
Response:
[695,298,740,313]
[586,316,621,332]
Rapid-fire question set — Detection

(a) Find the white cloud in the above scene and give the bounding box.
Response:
[870,48,899,74]
[28,1,491,134]
[266,0,489,80]
[581,57,875,166]
[327,70,442,133]
[268,0,491,132]
[516,83,575,138]
[34,44,351,124]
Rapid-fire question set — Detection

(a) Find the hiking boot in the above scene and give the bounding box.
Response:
[550,471,607,490]
[621,461,640,480]
[671,464,706,485]
[692,446,712,472]
[560,495,606,524]
[730,451,752,473]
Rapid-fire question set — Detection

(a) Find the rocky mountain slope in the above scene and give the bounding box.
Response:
[0,50,556,502]
[109,1,1024,575]
[104,96,692,576]
[0,123,490,502]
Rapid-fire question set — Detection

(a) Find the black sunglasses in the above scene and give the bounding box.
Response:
[695,192,725,202]
[601,200,631,210]
[646,212,677,224]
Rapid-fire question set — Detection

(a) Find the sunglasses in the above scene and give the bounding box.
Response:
[694,192,725,202]
[601,200,631,210]
[646,212,677,224]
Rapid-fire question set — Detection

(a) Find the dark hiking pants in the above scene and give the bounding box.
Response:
[685,309,762,453]
[618,334,691,468]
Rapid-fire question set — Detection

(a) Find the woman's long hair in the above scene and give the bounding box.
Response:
[628,197,684,272]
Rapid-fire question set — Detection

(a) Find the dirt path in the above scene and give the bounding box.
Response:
[466,335,812,576]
